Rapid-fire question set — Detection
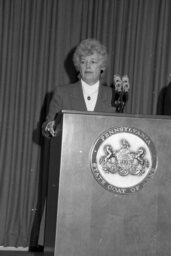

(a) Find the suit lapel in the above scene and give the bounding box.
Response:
[94,84,108,112]
[71,81,87,111]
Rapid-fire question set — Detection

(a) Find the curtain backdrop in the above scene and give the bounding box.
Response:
[0,0,171,247]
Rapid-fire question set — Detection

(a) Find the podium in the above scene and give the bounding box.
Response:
[44,111,171,256]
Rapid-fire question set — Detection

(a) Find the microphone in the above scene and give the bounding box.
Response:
[113,74,130,113]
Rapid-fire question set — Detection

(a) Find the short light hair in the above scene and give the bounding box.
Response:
[73,38,108,71]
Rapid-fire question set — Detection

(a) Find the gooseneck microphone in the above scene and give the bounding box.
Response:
[113,74,130,113]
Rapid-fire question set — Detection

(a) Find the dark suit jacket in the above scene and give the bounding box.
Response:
[42,81,115,136]
[47,81,114,119]
[163,83,171,115]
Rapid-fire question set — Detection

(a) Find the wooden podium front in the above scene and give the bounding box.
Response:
[45,111,171,256]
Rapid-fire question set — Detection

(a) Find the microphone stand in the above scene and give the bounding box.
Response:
[114,91,128,113]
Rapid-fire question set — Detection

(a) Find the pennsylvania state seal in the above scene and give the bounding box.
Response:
[90,127,158,195]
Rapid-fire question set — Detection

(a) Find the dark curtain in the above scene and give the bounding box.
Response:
[0,0,171,247]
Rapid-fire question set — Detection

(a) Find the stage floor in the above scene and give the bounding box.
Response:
[0,252,50,256]
[0,252,44,256]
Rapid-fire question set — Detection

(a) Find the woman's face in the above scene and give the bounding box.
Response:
[79,53,104,85]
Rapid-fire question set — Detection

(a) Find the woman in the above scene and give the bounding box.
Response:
[42,38,115,137]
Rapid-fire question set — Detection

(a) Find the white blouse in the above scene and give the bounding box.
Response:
[81,79,99,111]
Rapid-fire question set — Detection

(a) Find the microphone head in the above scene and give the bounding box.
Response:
[122,75,130,92]
[113,74,122,92]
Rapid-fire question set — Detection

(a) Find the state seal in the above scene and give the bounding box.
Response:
[90,127,158,195]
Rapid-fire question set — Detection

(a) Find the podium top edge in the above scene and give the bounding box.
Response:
[61,110,171,120]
